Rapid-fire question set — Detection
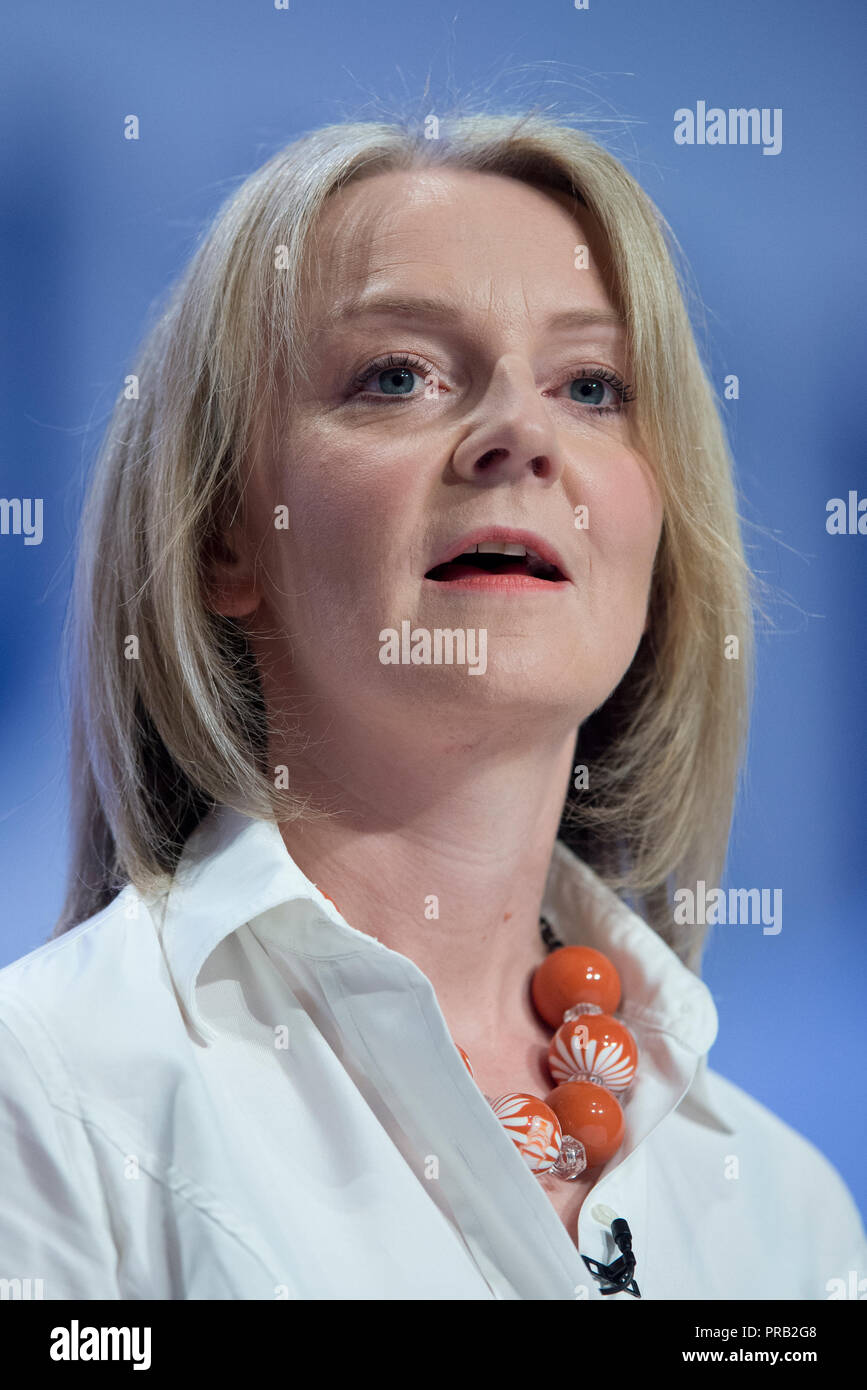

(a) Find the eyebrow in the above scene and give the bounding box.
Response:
[326,292,624,332]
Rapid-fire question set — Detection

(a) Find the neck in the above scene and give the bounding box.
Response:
[267,700,579,1052]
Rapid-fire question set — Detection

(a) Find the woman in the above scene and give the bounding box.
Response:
[0,110,863,1301]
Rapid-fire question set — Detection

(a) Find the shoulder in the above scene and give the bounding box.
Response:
[657,1063,867,1297]
[703,1064,864,1235]
[0,884,161,1004]
[0,886,247,1299]
[0,885,178,1102]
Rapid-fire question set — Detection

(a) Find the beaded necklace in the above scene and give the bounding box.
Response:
[455,917,638,1181]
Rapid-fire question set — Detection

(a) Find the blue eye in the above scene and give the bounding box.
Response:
[570,377,607,406]
[560,369,635,413]
[376,366,417,395]
[351,353,433,398]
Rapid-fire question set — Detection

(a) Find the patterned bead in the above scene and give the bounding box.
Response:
[545,1081,625,1167]
[489,1092,563,1174]
[531,945,621,1026]
[547,1014,638,1092]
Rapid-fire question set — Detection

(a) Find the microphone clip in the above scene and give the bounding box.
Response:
[581,1217,641,1297]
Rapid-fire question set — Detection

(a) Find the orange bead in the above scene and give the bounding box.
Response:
[531,945,621,1026]
[545,1081,625,1167]
[548,1014,638,1091]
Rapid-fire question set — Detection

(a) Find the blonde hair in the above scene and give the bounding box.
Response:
[53,110,755,971]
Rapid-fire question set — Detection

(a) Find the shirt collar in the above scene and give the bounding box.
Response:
[152,801,735,1129]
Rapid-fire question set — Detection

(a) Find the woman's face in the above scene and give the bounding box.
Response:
[232,167,663,749]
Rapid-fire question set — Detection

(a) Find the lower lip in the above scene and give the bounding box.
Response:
[423,574,571,593]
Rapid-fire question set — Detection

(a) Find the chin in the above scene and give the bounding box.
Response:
[392,668,600,726]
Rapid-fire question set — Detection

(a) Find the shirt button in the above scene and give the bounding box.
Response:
[590,1203,618,1226]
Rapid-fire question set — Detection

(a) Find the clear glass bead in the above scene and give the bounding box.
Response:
[551,1134,587,1180]
[562,1002,602,1022]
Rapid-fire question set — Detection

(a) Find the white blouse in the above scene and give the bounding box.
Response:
[0,802,863,1300]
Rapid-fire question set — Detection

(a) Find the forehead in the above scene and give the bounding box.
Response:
[301,167,620,326]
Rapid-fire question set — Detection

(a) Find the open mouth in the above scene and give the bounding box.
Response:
[425,543,567,584]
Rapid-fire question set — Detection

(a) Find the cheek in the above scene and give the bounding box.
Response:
[586,453,662,592]
[261,426,420,615]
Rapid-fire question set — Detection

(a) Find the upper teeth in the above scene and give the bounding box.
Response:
[463,541,535,558]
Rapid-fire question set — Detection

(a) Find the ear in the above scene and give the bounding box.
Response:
[202,525,261,619]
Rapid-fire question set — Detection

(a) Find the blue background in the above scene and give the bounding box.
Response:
[1,2,865,1222]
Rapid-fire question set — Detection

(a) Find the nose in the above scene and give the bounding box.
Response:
[450,356,564,487]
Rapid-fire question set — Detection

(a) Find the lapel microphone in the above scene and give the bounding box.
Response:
[581,1217,641,1297]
